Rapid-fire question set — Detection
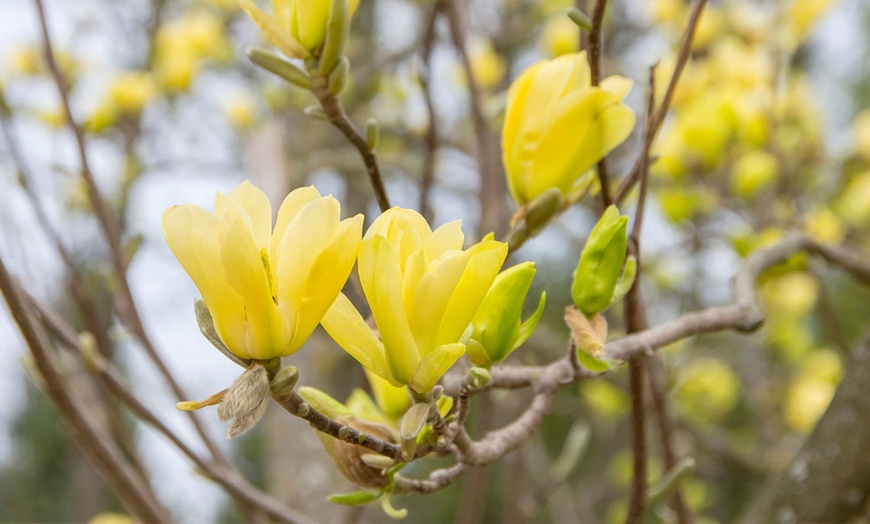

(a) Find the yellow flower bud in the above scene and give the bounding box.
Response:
[238,0,359,58]
[322,208,508,394]
[502,52,635,206]
[163,181,363,360]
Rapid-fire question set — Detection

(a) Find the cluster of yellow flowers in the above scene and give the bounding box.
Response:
[164,182,543,396]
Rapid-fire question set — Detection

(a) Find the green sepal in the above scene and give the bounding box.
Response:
[567,8,593,31]
[319,0,349,75]
[365,117,379,150]
[514,291,546,353]
[608,256,637,308]
[327,490,381,506]
[381,494,408,520]
[304,105,328,120]
[326,56,349,95]
[576,348,614,372]
[194,299,249,367]
[246,47,311,89]
[524,188,563,235]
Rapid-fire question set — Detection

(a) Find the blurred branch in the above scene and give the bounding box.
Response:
[418,2,442,222]
[741,331,870,523]
[444,0,505,238]
[32,0,230,466]
[19,287,315,524]
[0,257,170,523]
[614,0,708,205]
[588,0,613,207]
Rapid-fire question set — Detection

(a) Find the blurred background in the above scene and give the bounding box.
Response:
[1,0,870,522]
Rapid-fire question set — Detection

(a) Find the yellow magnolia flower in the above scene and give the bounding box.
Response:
[502,52,635,206]
[163,181,363,360]
[238,0,359,58]
[321,207,508,394]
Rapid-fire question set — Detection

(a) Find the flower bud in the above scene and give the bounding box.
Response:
[571,205,630,317]
[467,262,546,367]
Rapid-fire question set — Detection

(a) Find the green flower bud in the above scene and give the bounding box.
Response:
[467,262,547,367]
[571,205,629,317]
[246,47,311,90]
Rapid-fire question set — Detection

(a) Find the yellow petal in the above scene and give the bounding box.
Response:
[270,185,322,272]
[359,235,420,385]
[274,195,340,324]
[238,0,309,58]
[409,343,465,394]
[287,213,363,354]
[321,293,397,385]
[227,181,272,250]
[293,0,330,51]
[220,211,291,359]
[364,368,410,420]
[425,220,465,260]
[528,88,635,199]
[162,205,248,357]
[434,240,508,349]
[409,251,469,356]
[272,0,292,33]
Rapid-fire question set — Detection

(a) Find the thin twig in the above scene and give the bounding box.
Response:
[271,389,403,460]
[444,0,504,238]
[587,0,613,207]
[393,463,466,494]
[614,0,708,205]
[310,76,391,212]
[418,2,442,222]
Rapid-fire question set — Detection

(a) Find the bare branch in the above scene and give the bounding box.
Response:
[394,463,466,495]
[587,0,613,207]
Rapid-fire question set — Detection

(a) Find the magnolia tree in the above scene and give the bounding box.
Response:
[2,0,870,522]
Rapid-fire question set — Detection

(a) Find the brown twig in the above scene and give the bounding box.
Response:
[271,389,403,460]
[418,2,442,222]
[587,0,613,207]
[309,74,391,212]
[614,0,708,205]
[0,257,170,523]
[394,463,466,494]
[444,0,504,238]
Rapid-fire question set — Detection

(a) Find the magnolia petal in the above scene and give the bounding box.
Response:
[162,205,248,357]
[321,293,396,384]
[409,251,469,356]
[271,186,322,271]
[292,0,329,50]
[435,241,508,349]
[275,196,341,324]
[600,74,634,100]
[502,60,546,203]
[364,368,411,421]
[425,220,465,260]
[227,181,272,250]
[287,214,363,354]
[238,0,309,58]
[359,236,420,385]
[409,343,465,394]
[513,291,547,353]
[474,262,536,362]
[220,212,291,360]
[401,249,427,314]
[271,0,292,34]
[528,88,634,200]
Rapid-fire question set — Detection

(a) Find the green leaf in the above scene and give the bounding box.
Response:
[327,490,381,506]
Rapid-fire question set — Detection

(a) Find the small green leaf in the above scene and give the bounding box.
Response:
[246,47,311,89]
[381,494,408,519]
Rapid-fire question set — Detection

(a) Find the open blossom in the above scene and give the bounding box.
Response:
[163,181,362,360]
[503,51,635,206]
[321,207,508,394]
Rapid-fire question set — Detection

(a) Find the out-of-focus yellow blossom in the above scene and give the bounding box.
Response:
[783,375,834,433]
[36,107,66,129]
[804,207,845,244]
[153,10,230,92]
[650,0,684,25]
[322,207,508,394]
[731,150,778,199]
[108,71,158,115]
[224,93,257,130]
[502,52,635,206]
[83,102,118,134]
[9,45,80,79]
[692,5,723,50]
[836,171,870,226]
[675,356,740,426]
[582,379,629,418]
[657,186,718,223]
[88,513,133,524]
[467,39,506,90]
[851,108,870,160]
[163,181,363,360]
[762,271,818,318]
[238,0,359,58]
[540,15,579,57]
